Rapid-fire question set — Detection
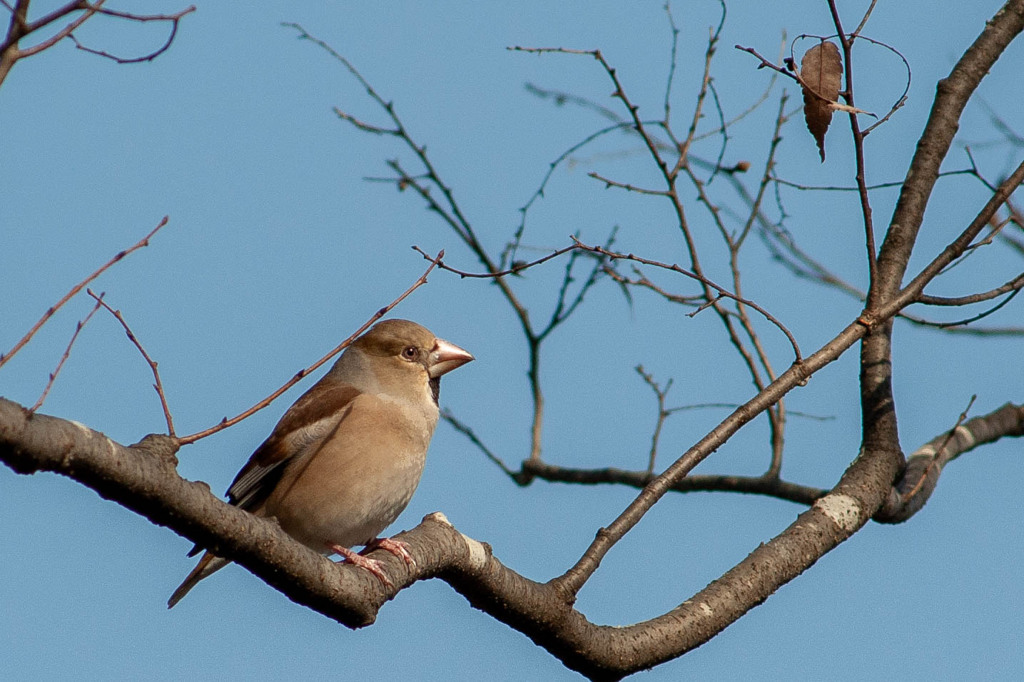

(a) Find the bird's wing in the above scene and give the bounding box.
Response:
[225,381,360,512]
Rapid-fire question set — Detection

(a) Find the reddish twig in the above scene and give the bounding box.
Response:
[29,294,105,412]
[88,289,175,437]
[178,250,445,445]
[0,216,169,369]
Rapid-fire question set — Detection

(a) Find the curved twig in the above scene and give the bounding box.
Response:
[572,238,803,362]
[88,289,175,436]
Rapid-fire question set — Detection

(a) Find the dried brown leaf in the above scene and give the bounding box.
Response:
[800,41,842,162]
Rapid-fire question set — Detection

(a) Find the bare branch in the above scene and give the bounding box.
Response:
[1,216,169,369]
[440,409,524,483]
[587,171,668,196]
[851,0,879,37]
[4,0,101,59]
[916,272,1024,306]
[0,0,193,85]
[772,166,978,191]
[602,266,705,307]
[636,365,672,476]
[524,458,825,506]
[67,5,194,64]
[572,238,803,362]
[876,402,1024,523]
[412,244,578,279]
[29,294,104,412]
[897,159,1024,308]
[178,251,445,444]
[872,1,1024,308]
[87,289,175,437]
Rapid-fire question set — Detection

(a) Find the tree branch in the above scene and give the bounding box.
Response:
[871,0,1024,307]
[6,395,1017,679]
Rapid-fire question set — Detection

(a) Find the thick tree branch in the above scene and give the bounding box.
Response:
[8,395,1018,680]
[876,402,1024,523]
[521,400,1024,519]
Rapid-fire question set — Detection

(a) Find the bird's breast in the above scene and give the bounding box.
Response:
[263,392,435,550]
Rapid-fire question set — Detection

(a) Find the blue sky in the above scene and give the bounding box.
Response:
[2,2,1023,679]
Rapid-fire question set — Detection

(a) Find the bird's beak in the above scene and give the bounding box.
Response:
[427,338,474,378]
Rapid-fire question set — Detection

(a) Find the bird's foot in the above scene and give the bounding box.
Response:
[363,536,416,568]
[329,544,393,588]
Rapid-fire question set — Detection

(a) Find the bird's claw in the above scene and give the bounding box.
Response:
[364,536,416,568]
[330,544,394,588]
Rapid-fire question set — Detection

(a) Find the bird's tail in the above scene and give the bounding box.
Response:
[167,551,229,608]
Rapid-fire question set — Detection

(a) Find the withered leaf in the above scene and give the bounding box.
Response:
[800,41,842,162]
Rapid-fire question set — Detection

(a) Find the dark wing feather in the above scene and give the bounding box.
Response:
[226,381,360,510]
[186,381,359,557]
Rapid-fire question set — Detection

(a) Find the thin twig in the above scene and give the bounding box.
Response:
[821,5,877,291]
[661,2,680,126]
[772,167,978,192]
[29,295,105,412]
[88,289,175,437]
[540,230,613,339]
[178,250,445,444]
[916,272,1024,306]
[1,217,169,369]
[572,238,803,362]
[898,395,976,505]
[440,409,523,481]
[507,119,638,265]
[67,5,194,64]
[588,171,669,196]
[521,459,827,506]
[733,44,872,115]
[524,82,621,123]
[850,0,879,37]
[931,288,1021,328]
[636,365,671,476]
[412,243,579,279]
[603,266,705,307]
[673,2,726,177]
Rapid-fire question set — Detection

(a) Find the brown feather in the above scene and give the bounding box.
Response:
[226,383,360,511]
[168,551,227,608]
[169,319,472,606]
[184,382,360,558]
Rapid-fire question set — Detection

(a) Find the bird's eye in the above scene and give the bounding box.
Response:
[401,346,418,360]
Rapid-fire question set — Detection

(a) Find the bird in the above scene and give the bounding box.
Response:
[168,319,473,607]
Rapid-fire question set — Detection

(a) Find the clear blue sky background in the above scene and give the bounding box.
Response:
[2,2,1023,680]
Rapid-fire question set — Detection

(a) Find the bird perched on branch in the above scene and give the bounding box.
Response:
[169,319,473,607]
